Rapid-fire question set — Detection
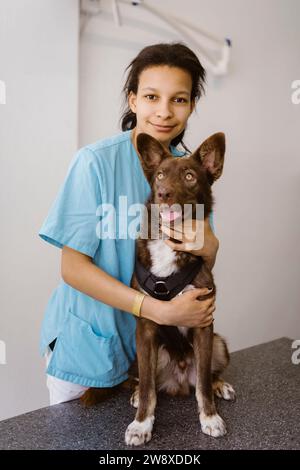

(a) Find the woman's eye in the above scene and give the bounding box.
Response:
[144,95,187,103]
[157,172,164,180]
[185,172,194,181]
[174,97,187,103]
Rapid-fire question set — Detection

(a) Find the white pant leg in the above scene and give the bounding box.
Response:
[45,348,89,406]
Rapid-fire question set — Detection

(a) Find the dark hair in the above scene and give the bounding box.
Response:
[120,42,206,153]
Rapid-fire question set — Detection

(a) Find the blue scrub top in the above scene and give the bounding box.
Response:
[39,130,189,387]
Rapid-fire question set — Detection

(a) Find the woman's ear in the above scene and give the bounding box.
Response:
[190,99,195,114]
[128,91,137,113]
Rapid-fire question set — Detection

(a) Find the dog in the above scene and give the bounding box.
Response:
[124,132,235,446]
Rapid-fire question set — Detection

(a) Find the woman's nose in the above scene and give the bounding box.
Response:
[155,101,173,119]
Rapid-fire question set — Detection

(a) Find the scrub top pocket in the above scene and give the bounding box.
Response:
[47,310,116,381]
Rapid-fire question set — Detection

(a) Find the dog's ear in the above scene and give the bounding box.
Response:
[136,133,170,182]
[193,132,225,182]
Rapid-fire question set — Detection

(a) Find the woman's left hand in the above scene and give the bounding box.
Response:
[161,217,219,269]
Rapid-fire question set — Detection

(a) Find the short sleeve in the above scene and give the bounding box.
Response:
[39,148,102,258]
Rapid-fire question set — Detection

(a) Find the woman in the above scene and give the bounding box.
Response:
[39,42,218,405]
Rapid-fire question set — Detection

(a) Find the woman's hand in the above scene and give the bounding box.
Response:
[158,287,216,328]
[161,217,219,270]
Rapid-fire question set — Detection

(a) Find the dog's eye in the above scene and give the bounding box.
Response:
[185,172,194,181]
[156,172,164,180]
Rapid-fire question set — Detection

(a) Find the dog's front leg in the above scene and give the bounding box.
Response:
[125,319,158,446]
[193,325,227,437]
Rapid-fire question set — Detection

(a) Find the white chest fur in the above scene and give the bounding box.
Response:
[147,239,179,277]
[147,239,196,338]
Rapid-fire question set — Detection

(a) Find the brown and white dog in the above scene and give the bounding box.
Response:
[125,132,235,446]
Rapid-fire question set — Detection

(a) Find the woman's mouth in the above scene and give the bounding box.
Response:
[150,123,175,133]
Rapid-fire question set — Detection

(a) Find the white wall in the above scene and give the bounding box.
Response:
[0,0,79,420]
[79,0,300,351]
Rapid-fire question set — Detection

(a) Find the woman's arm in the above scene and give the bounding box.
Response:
[61,246,215,328]
[61,246,162,323]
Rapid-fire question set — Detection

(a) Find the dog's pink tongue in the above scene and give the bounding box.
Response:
[160,209,181,222]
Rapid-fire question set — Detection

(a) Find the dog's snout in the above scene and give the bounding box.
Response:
[157,187,173,202]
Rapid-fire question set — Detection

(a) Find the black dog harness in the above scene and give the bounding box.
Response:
[134,256,203,301]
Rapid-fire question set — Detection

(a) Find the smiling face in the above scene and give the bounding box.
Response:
[128,65,195,150]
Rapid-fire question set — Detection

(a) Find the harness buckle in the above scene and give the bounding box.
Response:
[154,281,170,296]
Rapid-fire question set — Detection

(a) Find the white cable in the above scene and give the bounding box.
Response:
[119,0,232,75]
[112,0,122,26]
[80,0,232,75]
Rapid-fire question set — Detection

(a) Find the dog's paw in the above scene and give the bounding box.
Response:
[125,416,155,446]
[213,380,236,401]
[130,388,139,408]
[200,412,227,437]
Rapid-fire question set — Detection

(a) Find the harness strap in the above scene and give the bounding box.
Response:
[135,256,203,301]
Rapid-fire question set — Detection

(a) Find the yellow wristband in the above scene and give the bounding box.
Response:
[132,292,146,318]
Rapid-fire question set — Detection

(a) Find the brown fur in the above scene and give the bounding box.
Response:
[81,376,137,406]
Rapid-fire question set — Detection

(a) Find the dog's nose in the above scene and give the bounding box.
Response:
[157,187,173,202]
